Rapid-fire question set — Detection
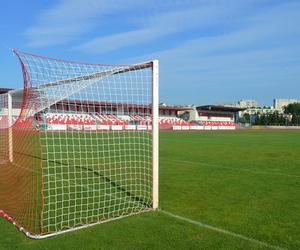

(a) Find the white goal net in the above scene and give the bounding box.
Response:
[0,50,159,238]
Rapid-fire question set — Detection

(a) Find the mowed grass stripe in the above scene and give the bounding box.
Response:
[160,158,300,178]
[160,209,287,250]
[160,130,300,175]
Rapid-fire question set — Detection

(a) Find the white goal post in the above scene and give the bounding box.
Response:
[152,60,159,210]
[0,50,159,239]
[7,92,13,163]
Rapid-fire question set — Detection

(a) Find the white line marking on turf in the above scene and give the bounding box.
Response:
[161,158,300,178]
[160,210,287,250]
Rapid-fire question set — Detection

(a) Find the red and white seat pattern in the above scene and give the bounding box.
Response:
[0,115,34,129]
[46,113,149,126]
[105,114,126,125]
[95,114,127,125]
[159,116,189,129]
[130,115,151,125]
[95,114,111,125]
[46,113,96,125]
[0,116,7,127]
[2,114,239,131]
[14,118,35,129]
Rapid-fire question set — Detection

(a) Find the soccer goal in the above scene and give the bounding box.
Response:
[0,50,159,239]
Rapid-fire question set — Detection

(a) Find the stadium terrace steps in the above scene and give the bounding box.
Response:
[1,114,238,130]
[45,113,96,125]
[159,116,189,129]
[0,115,34,129]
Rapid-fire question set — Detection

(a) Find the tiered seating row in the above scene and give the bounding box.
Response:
[1,114,238,131]
[159,116,189,129]
[0,116,34,129]
[46,113,96,125]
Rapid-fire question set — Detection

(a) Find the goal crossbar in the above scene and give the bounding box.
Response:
[31,62,152,90]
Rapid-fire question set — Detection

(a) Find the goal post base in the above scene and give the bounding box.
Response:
[1,208,155,239]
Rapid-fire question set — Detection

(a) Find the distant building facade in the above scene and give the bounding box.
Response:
[178,105,245,123]
[238,99,257,108]
[240,107,283,116]
[274,99,300,109]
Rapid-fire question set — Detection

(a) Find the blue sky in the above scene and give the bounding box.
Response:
[1,0,300,106]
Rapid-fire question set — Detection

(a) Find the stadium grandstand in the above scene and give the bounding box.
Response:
[35,100,191,131]
[0,88,13,94]
[178,105,245,130]
[1,88,243,131]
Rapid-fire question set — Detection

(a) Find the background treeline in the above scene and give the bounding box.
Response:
[240,103,300,126]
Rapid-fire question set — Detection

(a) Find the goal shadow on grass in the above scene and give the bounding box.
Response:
[14,151,152,209]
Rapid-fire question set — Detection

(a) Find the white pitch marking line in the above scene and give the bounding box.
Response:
[161,158,300,178]
[160,210,287,250]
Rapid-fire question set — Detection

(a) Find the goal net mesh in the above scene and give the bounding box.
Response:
[0,50,154,237]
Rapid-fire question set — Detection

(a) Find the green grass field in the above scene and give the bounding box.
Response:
[1,130,300,249]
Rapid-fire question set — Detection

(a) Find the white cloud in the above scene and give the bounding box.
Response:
[25,0,153,47]
[75,2,245,54]
[24,0,268,51]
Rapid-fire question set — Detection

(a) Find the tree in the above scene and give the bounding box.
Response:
[278,115,286,126]
[239,113,250,124]
[291,115,300,125]
[270,111,279,125]
[260,114,267,125]
[285,103,300,115]
[254,115,260,125]
[245,113,250,123]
